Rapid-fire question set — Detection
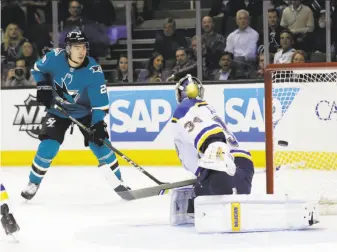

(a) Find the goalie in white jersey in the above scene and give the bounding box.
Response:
[170,75,319,233]
[171,74,254,198]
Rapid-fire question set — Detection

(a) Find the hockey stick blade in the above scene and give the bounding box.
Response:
[116,179,197,201]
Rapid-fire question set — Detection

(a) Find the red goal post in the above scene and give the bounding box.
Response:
[264,62,337,195]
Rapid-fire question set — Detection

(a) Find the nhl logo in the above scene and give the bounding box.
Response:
[13,95,47,139]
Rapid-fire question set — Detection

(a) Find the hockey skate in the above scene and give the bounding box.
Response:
[1,204,20,235]
[114,182,131,193]
[21,182,40,200]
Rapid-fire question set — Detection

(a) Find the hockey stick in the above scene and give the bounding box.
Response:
[53,103,165,185]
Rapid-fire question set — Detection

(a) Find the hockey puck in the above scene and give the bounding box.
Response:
[278,140,289,147]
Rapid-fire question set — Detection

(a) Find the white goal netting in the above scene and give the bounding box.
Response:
[269,67,337,214]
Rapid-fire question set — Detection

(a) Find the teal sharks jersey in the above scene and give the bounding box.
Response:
[31,48,108,123]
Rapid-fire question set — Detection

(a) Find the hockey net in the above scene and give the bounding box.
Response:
[265,63,337,215]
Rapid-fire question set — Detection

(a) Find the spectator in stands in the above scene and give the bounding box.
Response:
[62,0,86,30]
[19,41,39,70]
[114,54,129,83]
[20,1,51,45]
[172,47,196,75]
[202,16,226,66]
[225,9,259,61]
[280,0,314,51]
[211,51,237,80]
[4,58,36,87]
[274,30,296,64]
[1,23,28,64]
[292,50,307,63]
[114,54,137,83]
[252,52,274,78]
[190,35,210,80]
[21,0,49,27]
[61,0,110,59]
[310,10,334,53]
[256,53,266,78]
[137,52,171,83]
[259,8,283,54]
[1,1,26,33]
[154,18,188,63]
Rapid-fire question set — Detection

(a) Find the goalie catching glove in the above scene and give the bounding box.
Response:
[198,142,236,176]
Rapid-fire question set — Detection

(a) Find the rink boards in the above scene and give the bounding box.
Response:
[1,83,336,167]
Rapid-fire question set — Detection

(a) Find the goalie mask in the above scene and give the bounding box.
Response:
[175,74,204,103]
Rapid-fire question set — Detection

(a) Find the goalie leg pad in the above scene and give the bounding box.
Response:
[194,194,319,233]
[170,187,195,226]
[198,142,236,176]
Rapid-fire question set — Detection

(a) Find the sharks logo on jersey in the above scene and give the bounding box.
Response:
[54,73,79,103]
[90,65,102,73]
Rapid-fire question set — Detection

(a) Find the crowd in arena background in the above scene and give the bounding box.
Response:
[1,0,337,87]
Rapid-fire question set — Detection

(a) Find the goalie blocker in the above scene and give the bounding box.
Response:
[170,188,319,233]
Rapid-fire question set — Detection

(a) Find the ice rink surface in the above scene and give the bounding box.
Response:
[1,166,337,252]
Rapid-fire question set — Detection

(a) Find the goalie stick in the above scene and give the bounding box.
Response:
[116,179,197,201]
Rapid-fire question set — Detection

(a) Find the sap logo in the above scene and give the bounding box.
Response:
[110,99,172,133]
[224,88,283,142]
[109,90,176,141]
[316,100,337,121]
[226,97,265,133]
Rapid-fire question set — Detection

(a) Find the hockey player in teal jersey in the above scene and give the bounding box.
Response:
[21,30,129,200]
[1,184,20,235]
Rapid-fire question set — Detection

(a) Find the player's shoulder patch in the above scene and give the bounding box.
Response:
[89,65,103,74]
[53,48,64,56]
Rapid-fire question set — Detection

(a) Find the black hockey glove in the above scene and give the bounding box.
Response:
[90,120,109,146]
[37,81,53,109]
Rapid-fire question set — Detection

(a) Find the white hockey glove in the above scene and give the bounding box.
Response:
[198,142,236,176]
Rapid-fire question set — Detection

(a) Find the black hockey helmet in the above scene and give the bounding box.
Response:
[65,30,89,54]
[65,29,88,44]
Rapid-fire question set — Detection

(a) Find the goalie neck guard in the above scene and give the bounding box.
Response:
[175,74,204,103]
